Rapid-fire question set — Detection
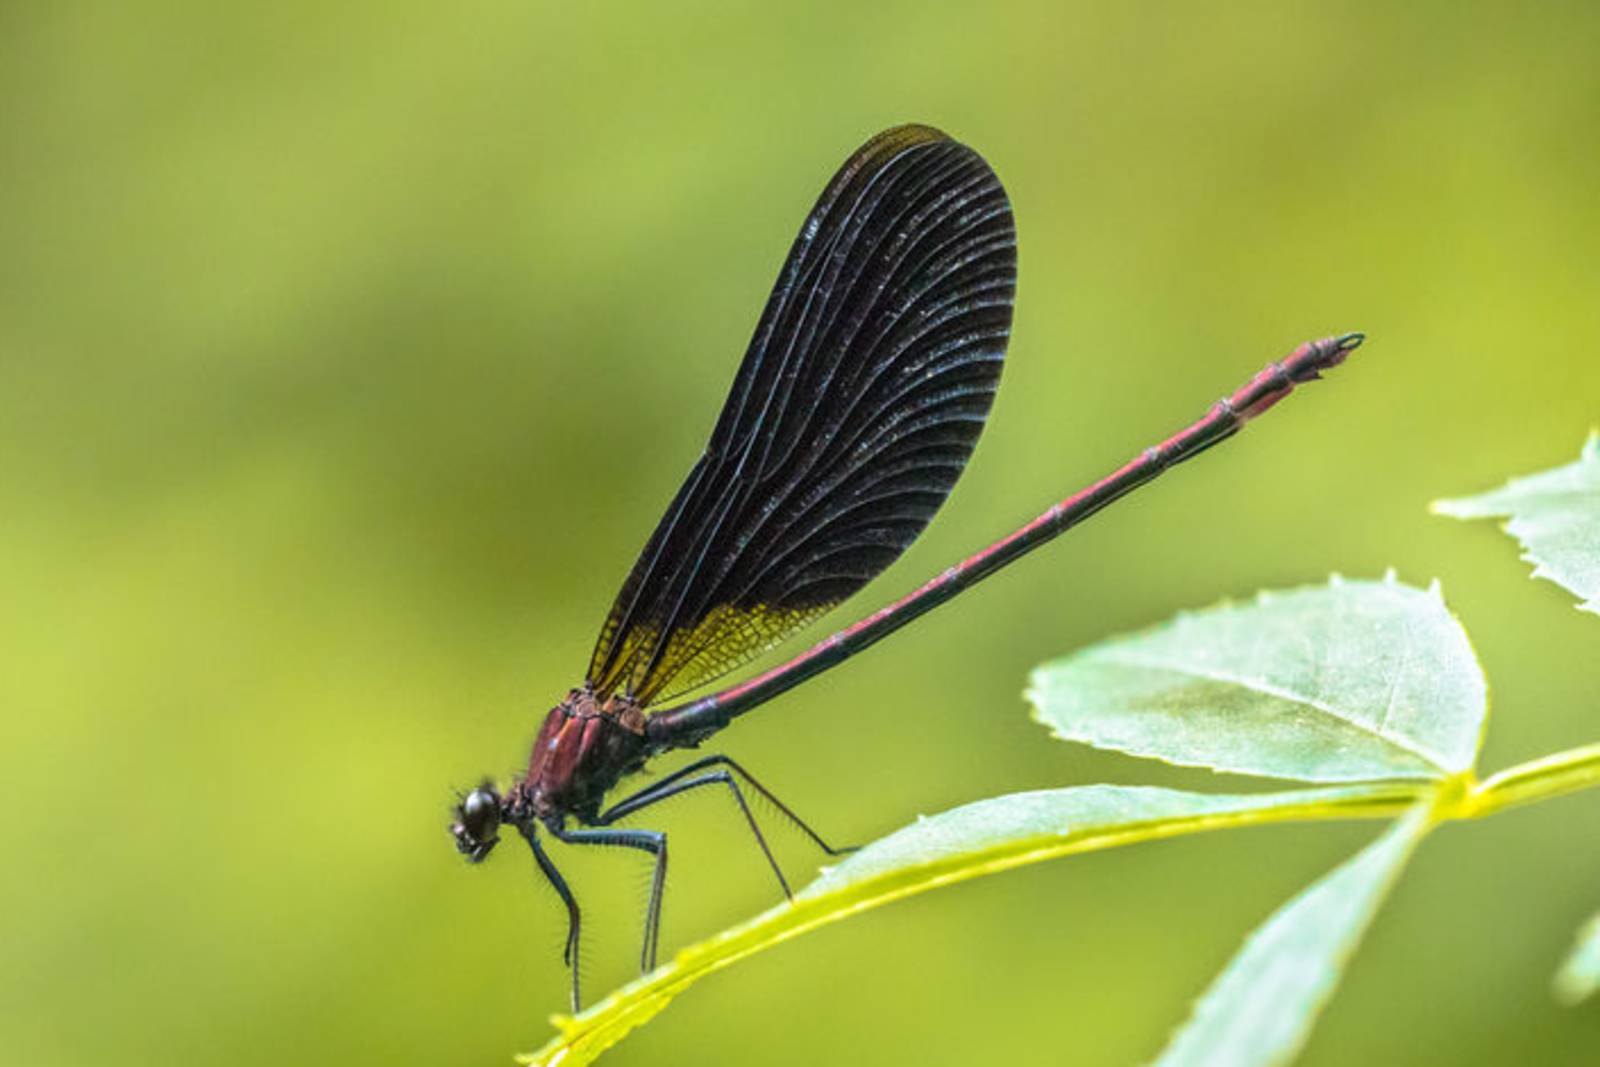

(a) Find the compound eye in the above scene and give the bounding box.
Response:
[450,783,502,862]
[461,786,501,838]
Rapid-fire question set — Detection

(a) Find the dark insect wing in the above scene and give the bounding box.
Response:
[587,124,1017,704]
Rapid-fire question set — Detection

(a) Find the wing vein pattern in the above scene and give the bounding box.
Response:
[586,124,1017,704]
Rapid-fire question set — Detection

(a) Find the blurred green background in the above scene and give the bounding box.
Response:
[5,3,1600,1065]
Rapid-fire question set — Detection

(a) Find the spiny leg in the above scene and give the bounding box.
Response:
[592,755,857,906]
[601,755,857,857]
[549,825,668,974]
[518,824,583,1013]
[599,768,792,897]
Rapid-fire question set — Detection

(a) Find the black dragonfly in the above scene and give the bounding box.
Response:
[448,123,1360,1012]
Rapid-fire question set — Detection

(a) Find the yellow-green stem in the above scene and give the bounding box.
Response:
[1464,742,1600,817]
[522,741,1600,1066]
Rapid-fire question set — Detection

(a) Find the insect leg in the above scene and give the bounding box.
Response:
[598,768,792,898]
[597,755,857,901]
[518,823,583,1012]
[549,826,668,974]
[605,754,856,855]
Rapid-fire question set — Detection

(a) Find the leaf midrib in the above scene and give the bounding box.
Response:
[1083,646,1452,775]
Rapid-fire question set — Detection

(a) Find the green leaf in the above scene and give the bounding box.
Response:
[1151,801,1436,1067]
[1554,911,1600,1005]
[519,781,1426,1067]
[1026,575,1487,782]
[1433,433,1600,615]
